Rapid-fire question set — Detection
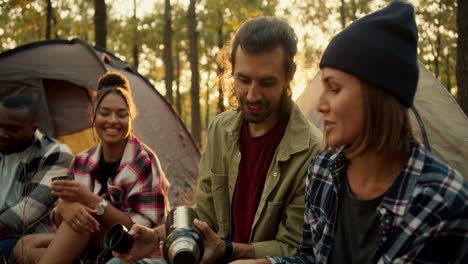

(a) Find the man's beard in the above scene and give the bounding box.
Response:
[239,91,290,124]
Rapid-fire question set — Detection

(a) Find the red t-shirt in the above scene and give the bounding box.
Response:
[231,118,288,243]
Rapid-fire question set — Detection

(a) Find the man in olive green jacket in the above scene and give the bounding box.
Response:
[110,16,321,264]
[190,17,322,263]
[194,103,321,259]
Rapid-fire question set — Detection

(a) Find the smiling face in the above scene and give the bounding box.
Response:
[93,93,130,146]
[233,46,289,129]
[316,67,365,149]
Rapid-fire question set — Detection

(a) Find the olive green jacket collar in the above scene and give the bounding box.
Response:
[219,103,313,160]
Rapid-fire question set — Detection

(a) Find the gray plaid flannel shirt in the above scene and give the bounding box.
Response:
[0,130,73,234]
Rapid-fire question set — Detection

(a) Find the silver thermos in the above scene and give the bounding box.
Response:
[163,206,204,264]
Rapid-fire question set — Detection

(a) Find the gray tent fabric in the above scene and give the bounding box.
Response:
[296,62,468,179]
[44,79,92,135]
[0,39,200,206]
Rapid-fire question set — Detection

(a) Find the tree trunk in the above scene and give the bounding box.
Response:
[81,1,90,41]
[175,45,182,117]
[94,0,107,49]
[164,0,174,104]
[457,0,468,115]
[445,53,451,91]
[132,0,139,70]
[350,0,357,21]
[205,71,212,129]
[216,8,225,114]
[340,0,346,28]
[434,9,443,78]
[434,28,441,78]
[52,8,58,38]
[188,0,202,146]
[45,0,52,39]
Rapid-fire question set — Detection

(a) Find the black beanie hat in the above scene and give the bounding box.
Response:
[319,0,419,107]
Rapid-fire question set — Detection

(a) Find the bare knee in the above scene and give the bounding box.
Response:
[14,236,31,264]
[13,234,54,264]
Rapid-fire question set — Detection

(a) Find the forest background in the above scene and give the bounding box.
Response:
[0,0,465,148]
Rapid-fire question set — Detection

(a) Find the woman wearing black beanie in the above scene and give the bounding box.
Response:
[233,1,467,263]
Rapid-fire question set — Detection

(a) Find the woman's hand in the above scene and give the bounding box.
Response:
[52,180,100,206]
[112,224,163,263]
[56,200,100,233]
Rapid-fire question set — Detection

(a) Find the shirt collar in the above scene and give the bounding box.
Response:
[221,103,316,160]
[33,129,46,147]
[0,130,44,159]
[327,146,349,191]
[89,136,137,170]
[380,143,425,216]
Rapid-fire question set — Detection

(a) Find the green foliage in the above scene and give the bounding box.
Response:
[0,0,460,130]
[0,0,44,50]
[289,0,457,95]
[415,0,457,92]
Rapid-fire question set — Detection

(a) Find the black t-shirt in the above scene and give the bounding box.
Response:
[96,155,120,195]
[328,175,383,264]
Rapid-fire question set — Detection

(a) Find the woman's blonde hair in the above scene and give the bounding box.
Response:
[324,81,415,158]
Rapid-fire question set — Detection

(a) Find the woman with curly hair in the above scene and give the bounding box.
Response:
[14,72,170,264]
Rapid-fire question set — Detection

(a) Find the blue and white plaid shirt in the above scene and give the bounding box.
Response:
[269,143,467,263]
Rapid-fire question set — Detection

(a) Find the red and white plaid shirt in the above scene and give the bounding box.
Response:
[70,136,169,227]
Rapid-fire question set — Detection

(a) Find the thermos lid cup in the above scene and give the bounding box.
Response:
[104,224,134,254]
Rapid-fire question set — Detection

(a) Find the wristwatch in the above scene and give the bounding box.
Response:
[95,198,108,216]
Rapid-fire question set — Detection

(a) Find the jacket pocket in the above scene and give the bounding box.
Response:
[253,201,284,241]
[210,169,229,234]
[264,201,283,221]
[210,169,228,191]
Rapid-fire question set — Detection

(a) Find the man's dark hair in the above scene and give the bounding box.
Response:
[219,16,298,110]
[230,17,298,81]
[0,94,35,113]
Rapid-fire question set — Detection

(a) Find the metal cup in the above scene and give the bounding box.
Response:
[104,224,134,254]
[51,175,73,181]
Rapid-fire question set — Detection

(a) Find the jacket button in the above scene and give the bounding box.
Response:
[273,172,278,177]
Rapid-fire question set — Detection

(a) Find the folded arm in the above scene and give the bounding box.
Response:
[0,145,72,234]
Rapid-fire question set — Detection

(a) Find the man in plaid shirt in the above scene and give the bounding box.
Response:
[0,94,73,257]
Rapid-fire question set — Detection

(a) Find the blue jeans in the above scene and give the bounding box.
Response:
[0,236,20,257]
